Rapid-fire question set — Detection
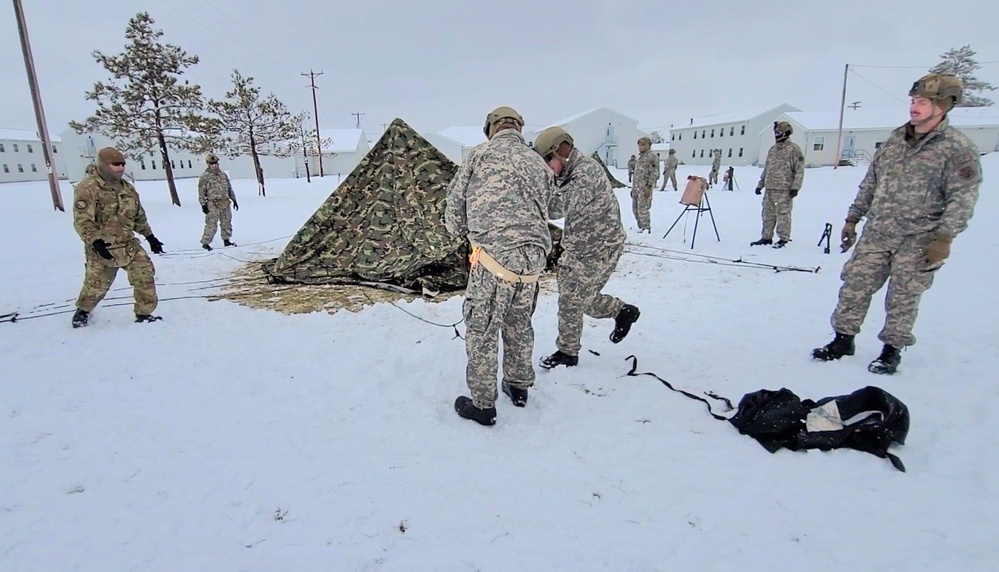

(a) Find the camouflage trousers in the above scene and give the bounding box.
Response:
[761,188,794,241]
[555,246,626,356]
[709,168,719,186]
[462,263,540,409]
[201,200,233,245]
[630,186,653,231]
[660,171,678,191]
[831,232,936,347]
[76,243,157,315]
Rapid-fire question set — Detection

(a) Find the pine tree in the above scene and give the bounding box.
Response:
[649,130,665,144]
[70,12,208,206]
[929,45,995,107]
[207,70,302,197]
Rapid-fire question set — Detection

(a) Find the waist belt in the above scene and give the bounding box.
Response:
[469,244,540,284]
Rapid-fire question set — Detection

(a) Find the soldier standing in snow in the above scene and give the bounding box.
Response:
[660,149,679,192]
[751,121,804,248]
[709,149,722,188]
[445,106,554,426]
[199,153,239,251]
[627,154,637,183]
[631,137,659,232]
[70,147,165,328]
[533,127,641,370]
[812,74,982,375]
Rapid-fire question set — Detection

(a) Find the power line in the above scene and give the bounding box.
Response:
[848,69,908,103]
[197,0,302,65]
[851,60,999,69]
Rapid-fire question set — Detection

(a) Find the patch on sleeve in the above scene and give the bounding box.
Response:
[75,200,88,210]
[958,164,976,181]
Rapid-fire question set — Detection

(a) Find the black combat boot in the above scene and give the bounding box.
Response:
[502,382,528,407]
[868,344,901,375]
[224,239,237,247]
[773,239,790,248]
[811,332,856,361]
[202,243,212,251]
[610,304,641,343]
[454,396,496,426]
[135,314,163,323]
[71,309,89,329]
[540,350,579,369]
[750,238,773,246]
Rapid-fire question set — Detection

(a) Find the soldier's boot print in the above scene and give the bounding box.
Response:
[135,314,163,323]
[868,344,901,375]
[454,396,496,426]
[224,239,237,247]
[610,304,641,343]
[540,350,579,369]
[71,309,89,329]
[750,238,774,246]
[811,332,856,361]
[502,382,528,407]
[202,243,213,251]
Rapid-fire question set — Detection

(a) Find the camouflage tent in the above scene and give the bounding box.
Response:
[591,152,628,188]
[262,118,470,293]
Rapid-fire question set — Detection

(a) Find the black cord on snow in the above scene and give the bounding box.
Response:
[624,242,820,273]
[359,290,465,340]
[624,355,734,420]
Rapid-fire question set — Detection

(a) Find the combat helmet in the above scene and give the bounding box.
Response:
[482,106,524,138]
[773,121,793,142]
[534,126,574,158]
[909,73,963,111]
[206,153,219,164]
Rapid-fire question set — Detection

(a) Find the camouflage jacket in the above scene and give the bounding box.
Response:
[664,155,678,172]
[711,152,722,171]
[634,150,659,189]
[847,119,982,238]
[758,141,805,191]
[73,173,153,245]
[445,129,554,273]
[198,168,236,205]
[627,157,637,173]
[548,148,626,260]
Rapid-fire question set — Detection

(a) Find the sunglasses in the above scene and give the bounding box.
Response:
[208,161,219,165]
[110,161,126,167]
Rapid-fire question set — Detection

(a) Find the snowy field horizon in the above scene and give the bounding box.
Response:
[1,157,996,571]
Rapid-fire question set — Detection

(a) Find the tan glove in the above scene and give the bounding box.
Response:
[923,232,952,270]
[840,221,858,252]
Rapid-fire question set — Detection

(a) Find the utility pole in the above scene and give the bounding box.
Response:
[302,69,324,176]
[834,63,849,169]
[351,112,365,129]
[13,0,63,211]
[380,123,389,131]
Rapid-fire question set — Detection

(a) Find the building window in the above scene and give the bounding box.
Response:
[152,160,156,169]
[13,144,19,152]
[170,160,175,169]
[52,145,58,154]
[813,136,825,151]
[875,141,884,149]
[31,164,37,172]
[2,164,7,173]
[728,148,733,157]
[0,143,5,152]
[740,126,745,135]
[671,133,675,141]
[730,127,734,136]
[140,160,146,170]
[739,148,744,157]
[701,130,706,138]
[187,160,192,168]
[678,133,682,140]
[700,150,704,158]
[694,131,697,139]
[720,128,724,138]
[692,150,696,158]
[27,144,34,153]
[17,164,24,172]
[711,129,715,138]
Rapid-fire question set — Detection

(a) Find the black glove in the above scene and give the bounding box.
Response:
[92,239,113,260]
[146,234,165,254]
[789,189,799,198]
[233,201,239,211]
[755,185,763,196]
[201,204,209,215]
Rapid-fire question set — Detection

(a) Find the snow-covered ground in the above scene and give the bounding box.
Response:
[2,156,996,571]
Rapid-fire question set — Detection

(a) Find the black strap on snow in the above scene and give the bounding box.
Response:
[624,355,733,420]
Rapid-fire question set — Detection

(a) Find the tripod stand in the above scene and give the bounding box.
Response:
[663,178,720,249]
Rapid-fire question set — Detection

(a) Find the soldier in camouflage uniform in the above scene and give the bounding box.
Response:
[660,149,679,191]
[199,153,239,251]
[709,149,722,188]
[445,106,554,426]
[631,137,659,232]
[532,127,641,370]
[813,74,981,375]
[752,122,805,248]
[70,147,165,328]
[627,155,637,183]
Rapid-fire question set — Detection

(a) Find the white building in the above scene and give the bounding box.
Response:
[0,128,67,183]
[297,128,370,179]
[424,126,486,164]
[668,104,800,167]
[769,108,999,167]
[651,142,671,163]
[525,107,647,168]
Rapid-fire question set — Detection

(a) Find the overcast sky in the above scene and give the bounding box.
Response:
[2,0,998,140]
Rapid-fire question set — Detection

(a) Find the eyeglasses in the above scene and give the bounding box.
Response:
[207,161,219,165]
[110,162,126,167]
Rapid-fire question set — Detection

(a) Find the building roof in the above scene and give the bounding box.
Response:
[0,127,63,143]
[539,106,640,130]
[678,104,801,130]
[435,126,487,147]
[318,129,365,153]
[785,107,999,131]
[651,142,671,151]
